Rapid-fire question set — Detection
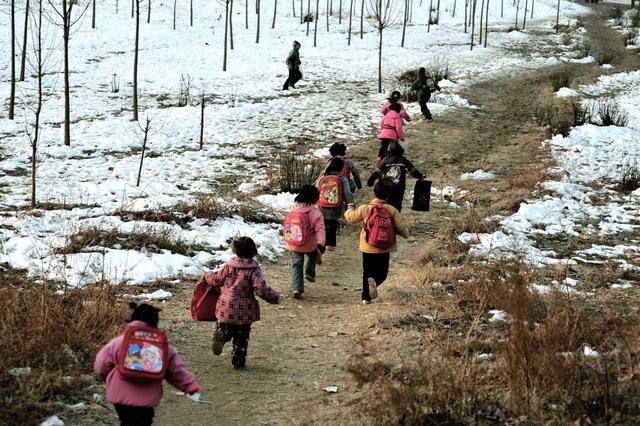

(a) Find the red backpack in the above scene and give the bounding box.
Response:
[116,323,169,383]
[364,204,396,249]
[317,175,343,208]
[326,158,351,180]
[283,209,312,246]
[191,276,219,321]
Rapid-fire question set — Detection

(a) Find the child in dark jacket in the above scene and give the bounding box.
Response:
[328,142,363,193]
[94,303,200,426]
[203,237,280,369]
[367,142,425,212]
[411,67,441,122]
[316,157,355,251]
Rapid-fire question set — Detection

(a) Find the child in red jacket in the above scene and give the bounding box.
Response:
[94,303,200,425]
[202,237,280,369]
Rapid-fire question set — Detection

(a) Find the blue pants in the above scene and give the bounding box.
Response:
[291,250,318,292]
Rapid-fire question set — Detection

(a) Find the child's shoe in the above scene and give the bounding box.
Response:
[316,251,323,265]
[212,329,225,356]
[362,300,371,305]
[305,274,316,283]
[326,246,336,252]
[367,277,378,300]
[293,290,303,299]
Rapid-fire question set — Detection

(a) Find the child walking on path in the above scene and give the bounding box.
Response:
[345,179,409,304]
[380,90,411,122]
[284,185,326,299]
[202,237,280,369]
[94,303,200,426]
[377,103,405,167]
[328,142,363,193]
[316,157,355,252]
[367,142,425,212]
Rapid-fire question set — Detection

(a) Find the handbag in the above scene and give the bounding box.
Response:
[411,179,432,212]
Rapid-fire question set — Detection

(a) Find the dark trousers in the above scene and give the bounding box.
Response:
[218,323,251,368]
[283,68,302,89]
[387,187,405,212]
[419,93,432,119]
[362,252,391,301]
[378,138,395,160]
[114,404,154,426]
[324,219,338,247]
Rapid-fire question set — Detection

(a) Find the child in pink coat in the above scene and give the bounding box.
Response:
[377,102,405,166]
[284,185,326,299]
[380,90,411,122]
[94,303,200,425]
[204,237,280,369]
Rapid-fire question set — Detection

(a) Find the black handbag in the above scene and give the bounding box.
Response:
[411,179,432,212]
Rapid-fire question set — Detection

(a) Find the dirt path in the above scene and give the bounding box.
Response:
[82,6,639,425]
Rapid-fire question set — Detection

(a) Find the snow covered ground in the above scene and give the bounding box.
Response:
[459,67,640,291]
[0,0,593,286]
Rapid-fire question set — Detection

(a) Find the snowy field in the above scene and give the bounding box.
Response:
[459,65,640,293]
[0,0,594,287]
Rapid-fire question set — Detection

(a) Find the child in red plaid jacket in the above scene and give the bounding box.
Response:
[202,237,280,369]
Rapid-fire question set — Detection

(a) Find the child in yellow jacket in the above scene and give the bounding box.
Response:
[344,177,409,303]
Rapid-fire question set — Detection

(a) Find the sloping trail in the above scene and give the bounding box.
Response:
[90,7,638,425]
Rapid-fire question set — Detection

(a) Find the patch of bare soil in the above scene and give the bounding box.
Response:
[66,6,640,425]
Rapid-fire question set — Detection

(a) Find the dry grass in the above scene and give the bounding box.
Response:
[534,100,573,137]
[345,260,640,424]
[617,162,640,193]
[597,101,630,127]
[175,195,278,224]
[549,66,576,91]
[0,269,127,424]
[267,152,323,194]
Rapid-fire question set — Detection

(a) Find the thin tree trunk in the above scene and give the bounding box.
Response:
[190,0,193,26]
[515,0,520,29]
[530,0,534,18]
[484,0,489,47]
[501,0,503,17]
[31,0,43,208]
[62,0,70,145]
[116,0,119,14]
[523,0,527,28]
[224,0,229,69]
[428,0,433,32]
[360,0,364,38]
[555,0,559,33]
[133,0,140,121]
[131,0,134,17]
[326,0,329,31]
[293,0,296,17]
[256,0,260,43]
[377,28,382,93]
[338,0,342,23]
[347,0,353,45]
[9,0,15,120]
[20,0,29,81]
[479,0,484,44]
[470,0,477,50]
[306,0,311,35]
[300,0,303,23]
[401,0,407,46]
[436,0,440,22]
[147,0,151,24]
[230,0,234,49]
[464,0,468,32]
[246,0,249,28]
[314,0,319,45]
[92,0,96,28]
[272,0,277,28]
[199,94,205,150]
[453,0,456,17]
[136,118,150,187]
[173,0,177,30]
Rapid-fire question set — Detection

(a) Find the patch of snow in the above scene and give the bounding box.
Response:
[488,309,507,322]
[41,416,64,426]
[556,87,578,97]
[135,289,173,301]
[460,169,496,181]
[255,193,297,212]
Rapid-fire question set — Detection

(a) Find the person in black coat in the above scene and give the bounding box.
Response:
[411,67,441,122]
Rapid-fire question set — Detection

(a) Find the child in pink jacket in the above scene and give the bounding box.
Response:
[94,303,200,425]
[284,184,326,299]
[378,102,405,166]
[380,91,411,122]
[204,237,280,369]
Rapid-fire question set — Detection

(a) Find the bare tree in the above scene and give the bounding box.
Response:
[427,0,433,32]
[470,0,477,49]
[131,0,134,17]
[223,0,229,69]
[256,0,260,42]
[522,0,527,28]
[326,0,329,31]
[136,115,152,187]
[436,0,440,22]
[133,0,141,120]
[501,0,503,17]
[359,0,364,38]
[20,0,30,81]
[530,0,534,18]
[199,93,205,150]
[92,0,96,28]
[306,0,310,35]
[46,0,90,145]
[292,0,296,17]
[147,0,151,23]
[400,0,406,46]
[9,0,16,120]
[173,0,176,30]
[272,0,277,28]
[367,0,399,93]
[478,0,484,44]
[230,0,234,49]
[246,0,249,28]
[300,0,303,23]
[190,0,193,26]
[347,0,353,45]
[555,0,559,34]
[314,0,319,45]
[338,0,342,23]
[464,0,468,32]
[483,0,489,47]
[515,0,520,29]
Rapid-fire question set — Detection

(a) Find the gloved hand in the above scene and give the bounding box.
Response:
[317,244,326,254]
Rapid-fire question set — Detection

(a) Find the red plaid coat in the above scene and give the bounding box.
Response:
[203,257,279,325]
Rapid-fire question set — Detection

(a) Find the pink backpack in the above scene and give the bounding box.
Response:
[116,324,169,383]
[283,209,312,246]
[364,204,396,249]
[317,175,343,208]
